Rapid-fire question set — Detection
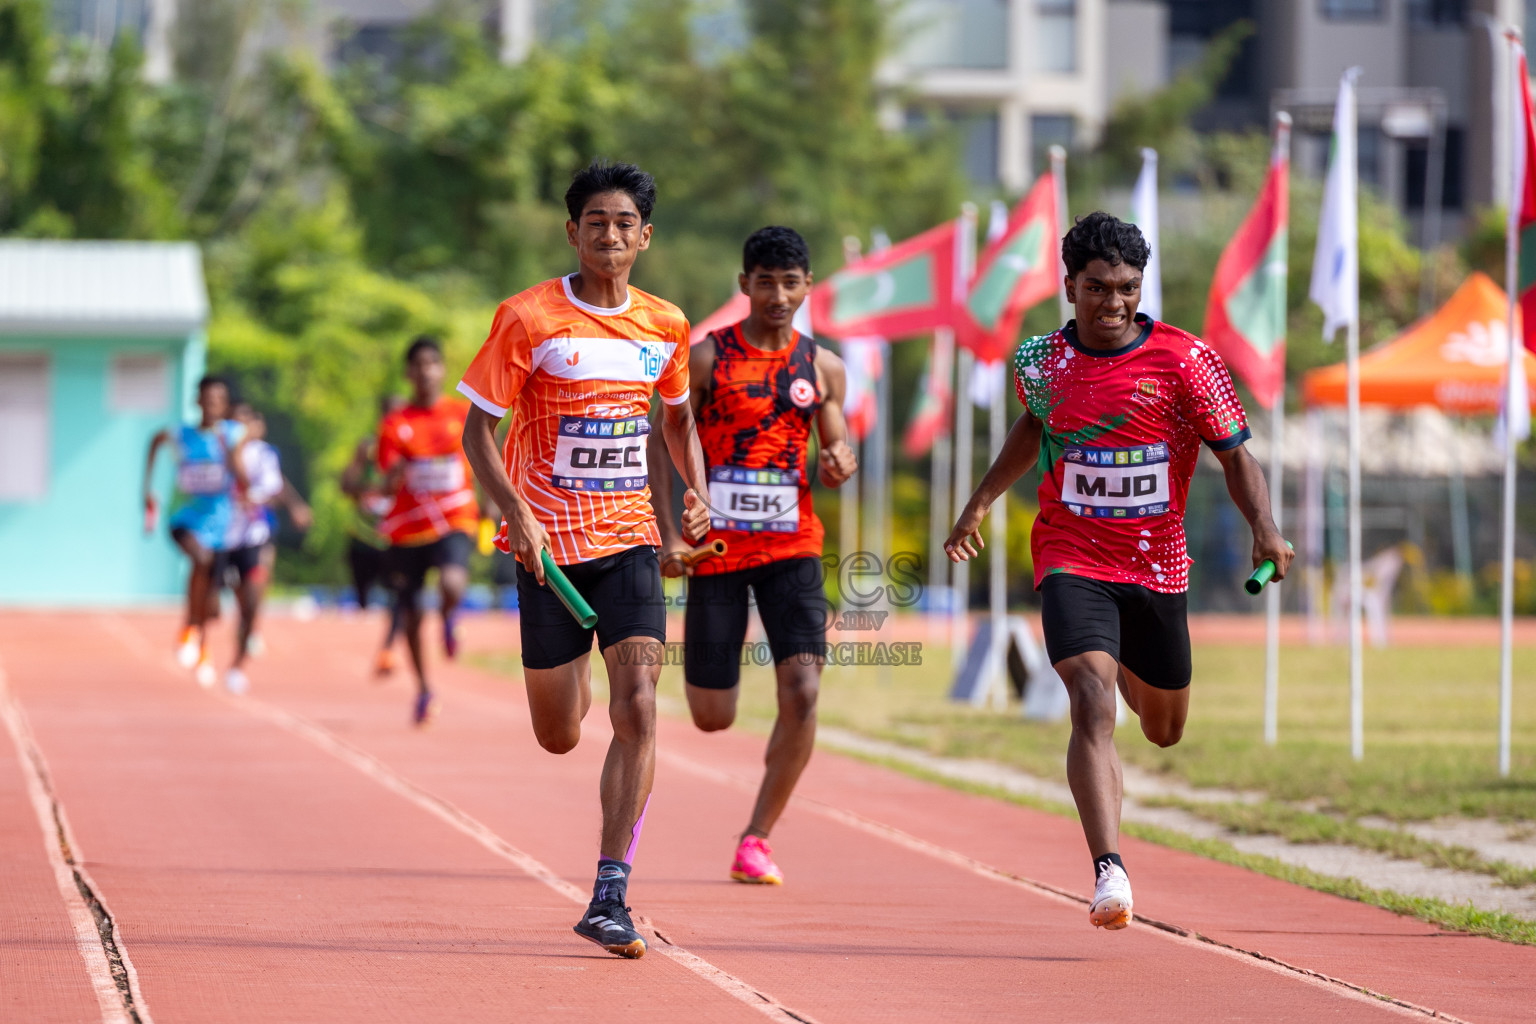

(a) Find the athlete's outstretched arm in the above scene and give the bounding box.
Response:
[462,405,552,581]
[813,349,857,488]
[142,429,172,532]
[1213,443,1292,579]
[944,410,1042,562]
[660,398,710,545]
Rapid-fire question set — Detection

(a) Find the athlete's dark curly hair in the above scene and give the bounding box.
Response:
[404,335,441,364]
[742,225,811,275]
[197,374,230,394]
[1061,211,1150,277]
[565,160,657,224]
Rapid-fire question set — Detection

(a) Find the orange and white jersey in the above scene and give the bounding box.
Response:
[457,274,690,565]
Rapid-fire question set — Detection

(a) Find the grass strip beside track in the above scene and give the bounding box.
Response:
[1139,796,1536,889]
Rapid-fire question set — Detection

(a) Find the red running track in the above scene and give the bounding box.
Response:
[0,609,1531,1023]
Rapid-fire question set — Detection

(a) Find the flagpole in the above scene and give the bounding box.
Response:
[930,330,954,615]
[1499,32,1523,779]
[1264,111,1291,748]
[839,236,862,576]
[952,345,974,671]
[1051,145,1071,324]
[1339,74,1365,764]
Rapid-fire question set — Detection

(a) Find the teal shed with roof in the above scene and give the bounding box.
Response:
[0,240,209,605]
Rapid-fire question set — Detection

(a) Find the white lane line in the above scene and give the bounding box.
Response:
[0,663,154,1024]
[659,750,1454,1024]
[234,695,822,1024]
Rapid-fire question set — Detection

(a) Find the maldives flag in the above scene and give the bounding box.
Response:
[955,173,1059,361]
[902,338,951,457]
[1513,44,1536,356]
[1203,126,1290,410]
[809,220,960,340]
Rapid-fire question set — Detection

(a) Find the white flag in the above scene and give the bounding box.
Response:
[1502,44,1532,448]
[1129,148,1162,322]
[1310,69,1362,342]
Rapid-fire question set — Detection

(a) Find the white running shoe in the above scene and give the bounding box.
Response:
[176,629,200,669]
[224,666,249,696]
[195,652,217,689]
[1089,862,1134,930]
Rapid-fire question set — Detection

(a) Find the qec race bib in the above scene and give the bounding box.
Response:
[1059,442,1171,519]
[177,461,228,496]
[404,456,466,494]
[552,415,650,492]
[707,465,802,533]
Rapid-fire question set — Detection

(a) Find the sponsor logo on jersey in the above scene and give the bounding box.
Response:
[789,377,816,409]
[1133,378,1159,404]
[638,343,666,378]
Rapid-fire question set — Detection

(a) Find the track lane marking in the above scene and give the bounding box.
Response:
[0,663,154,1024]
[659,749,1461,1024]
[232,695,822,1024]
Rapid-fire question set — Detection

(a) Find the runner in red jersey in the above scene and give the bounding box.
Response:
[651,226,855,886]
[947,212,1291,931]
[378,336,480,726]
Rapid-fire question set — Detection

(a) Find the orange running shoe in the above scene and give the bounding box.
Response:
[374,647,398,679]
[730,835,784,885]
[176,627,200,669]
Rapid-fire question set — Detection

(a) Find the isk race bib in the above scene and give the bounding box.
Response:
[1059,441,1171,519]
[404,455,466,494]
[707,465,802,533]
[176,460,228,496]
[552,415,650,492]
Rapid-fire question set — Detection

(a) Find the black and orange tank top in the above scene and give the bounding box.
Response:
[694,320,826,574]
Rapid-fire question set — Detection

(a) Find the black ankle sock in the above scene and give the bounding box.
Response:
[593,858,631,903]
[1093,852,1125,879]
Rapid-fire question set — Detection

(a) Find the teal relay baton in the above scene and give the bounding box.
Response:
[540,550,598,628]
[1245,541,1294,596]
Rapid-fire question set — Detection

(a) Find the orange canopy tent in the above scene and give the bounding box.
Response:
[1302,272,1536,412]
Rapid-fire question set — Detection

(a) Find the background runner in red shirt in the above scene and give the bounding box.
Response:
[946,212,1291,933]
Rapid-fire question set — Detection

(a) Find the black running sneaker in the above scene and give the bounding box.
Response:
[573,899,647,958]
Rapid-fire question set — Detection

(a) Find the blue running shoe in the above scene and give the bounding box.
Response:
[573,899,647,958]
[412,691,438,728]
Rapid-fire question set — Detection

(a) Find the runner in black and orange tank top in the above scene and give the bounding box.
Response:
[651,226,856,886]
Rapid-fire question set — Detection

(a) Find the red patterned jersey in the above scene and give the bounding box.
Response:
[693,322,824,574]
[1014,315,1250,594]
[376,397,479,546]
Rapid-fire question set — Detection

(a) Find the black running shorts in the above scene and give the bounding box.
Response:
[684,556,829,690]
[1039,572,1192,690]
[216,544,269,588]
[387,530,472,602]
[515,544,667,670]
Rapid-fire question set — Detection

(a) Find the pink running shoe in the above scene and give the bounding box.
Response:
[730,835,783,885]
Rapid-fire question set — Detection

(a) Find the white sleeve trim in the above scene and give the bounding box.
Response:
[456,380,508,418]
[660,389,691,406]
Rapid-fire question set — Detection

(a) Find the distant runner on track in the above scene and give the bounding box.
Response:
[946,213,1290,931]
[650,225,855,886]
[460,161,710,960]
[143,375,248,688]
[342,396,408,677]
[221,402,312,695]
[378,338,479,726]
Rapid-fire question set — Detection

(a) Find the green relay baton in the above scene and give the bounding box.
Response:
[1245,541,1294,596]
[540,550,598,628]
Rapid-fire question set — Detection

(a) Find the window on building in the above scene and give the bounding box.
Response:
[1320,0,1384,19]
[110,354,169,415]
[1406,0,1466,25]
[0,354,49,502]
[1404,127,1465,211]
[899,0,1009,70]
[959,111,1001,184]
[1031,114,1075,177]
[1357,124,1382,190]
[1037,0,1077,73]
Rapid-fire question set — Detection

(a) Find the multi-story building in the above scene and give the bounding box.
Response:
[45,0,1531,231]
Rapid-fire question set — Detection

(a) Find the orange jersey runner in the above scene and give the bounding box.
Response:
[376,396,480,546]
[457,275,690,565]
[693,321,824,574]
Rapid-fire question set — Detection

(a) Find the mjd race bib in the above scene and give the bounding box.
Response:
[553,415,649,492]
[708,465,801,533]
[176,461,228,495]
[404,456,465,494]
[1059,442,1171,519]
